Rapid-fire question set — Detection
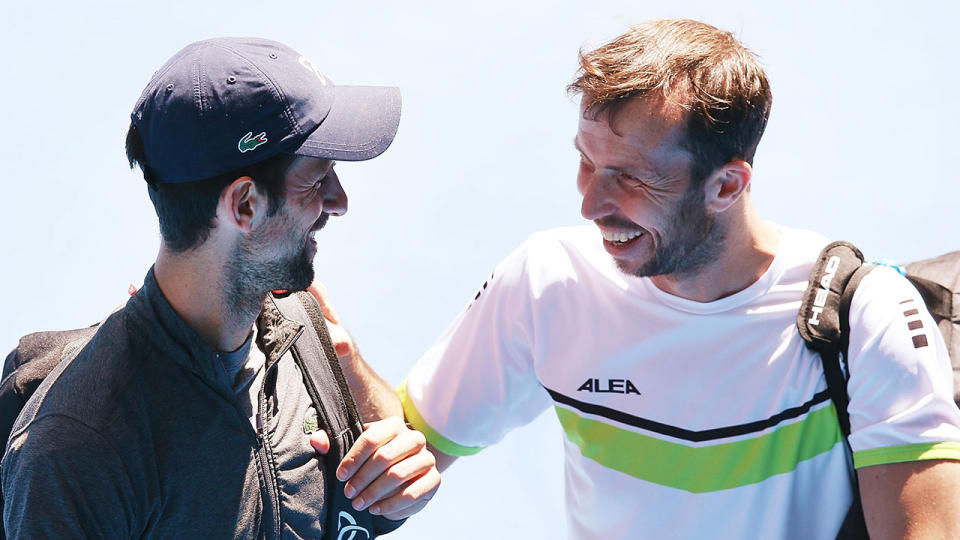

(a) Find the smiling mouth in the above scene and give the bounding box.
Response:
[311,213,330,234]
[600,229,644,244]
[305,214,330,248]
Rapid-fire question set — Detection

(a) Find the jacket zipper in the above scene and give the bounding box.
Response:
[255,325,304,540]
[255,409,280,539]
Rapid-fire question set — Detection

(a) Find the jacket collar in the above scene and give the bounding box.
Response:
[127,268,303,393]
[255,294,305,372]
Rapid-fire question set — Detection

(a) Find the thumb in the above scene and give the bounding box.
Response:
[309,430,331,455]
[307,280,341,324]
[324,320,356,360]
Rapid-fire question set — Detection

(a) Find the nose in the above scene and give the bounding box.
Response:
[579,170,613,221]
[320,169,348,216]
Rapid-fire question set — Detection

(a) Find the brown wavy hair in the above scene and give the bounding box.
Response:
[569,19,772,184]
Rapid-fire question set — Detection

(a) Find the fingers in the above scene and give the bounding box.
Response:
[343,430,428,509]
[362,450,440,519]
[337,417,408,484]
[323,321,355,359]
[336,417,441,520]
[309,430,330,455]
[306,280,355,359]
[328,329,355,359]
[306,280,340,324]
[375,468,441,521]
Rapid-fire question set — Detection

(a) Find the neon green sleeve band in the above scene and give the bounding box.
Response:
[853,442,960,469]
[397,379,485,457]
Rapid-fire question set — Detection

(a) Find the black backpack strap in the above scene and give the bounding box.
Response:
[294,291,365,433]
[798,241,874,435]
[271,292,361,445]
[269,291,401,538]
[834,264,876,433]
[832,264,875,540]
[798,241,874,540]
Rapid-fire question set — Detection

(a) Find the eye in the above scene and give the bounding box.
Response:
[313,163,337,189]
[306,172,331,201]
[617,172,643,187]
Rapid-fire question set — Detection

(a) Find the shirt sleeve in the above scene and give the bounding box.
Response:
[400,241,551,456]
[2,414,138,538]
[845,266,960,468]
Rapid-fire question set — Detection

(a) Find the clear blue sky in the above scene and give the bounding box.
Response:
[1,1,957,537]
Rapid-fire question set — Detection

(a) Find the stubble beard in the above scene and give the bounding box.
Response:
[224,210,315,317]
[618,185,727,279]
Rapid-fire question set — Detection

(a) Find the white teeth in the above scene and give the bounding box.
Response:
[600,229,643,243]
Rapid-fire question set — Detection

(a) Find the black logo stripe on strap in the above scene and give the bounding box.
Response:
[545,387,832,443]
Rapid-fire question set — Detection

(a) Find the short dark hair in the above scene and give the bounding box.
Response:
[569,19,773,184]
[125,122,295,252]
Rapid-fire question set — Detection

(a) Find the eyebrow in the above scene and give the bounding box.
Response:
[318,160,336,178]
[574,137,634,174]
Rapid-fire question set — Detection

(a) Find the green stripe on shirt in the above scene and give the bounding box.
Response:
[555,403,843,493]
[853,442,960,468]
[398,380,485,457]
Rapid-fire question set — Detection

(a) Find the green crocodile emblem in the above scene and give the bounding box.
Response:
[303,407,319,434]
[238,131,268,153]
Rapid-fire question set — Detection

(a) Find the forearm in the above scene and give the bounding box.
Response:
[339,347,402,421]
[303,282,403,421]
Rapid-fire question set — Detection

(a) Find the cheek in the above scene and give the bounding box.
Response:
[288,192,322,221]
[305,193,326,217]
[615,192,662,226]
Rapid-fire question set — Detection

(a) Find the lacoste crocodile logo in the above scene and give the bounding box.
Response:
[303,407,319,434]
[238,131,268,153]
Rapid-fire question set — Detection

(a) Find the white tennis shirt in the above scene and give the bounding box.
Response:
[401,225,960,538]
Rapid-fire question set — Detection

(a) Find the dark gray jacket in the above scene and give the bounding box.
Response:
[1,269,398,538]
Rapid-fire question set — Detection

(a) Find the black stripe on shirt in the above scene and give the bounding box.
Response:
[544,387,833,443]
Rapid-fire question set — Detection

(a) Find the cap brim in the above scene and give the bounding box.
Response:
[293,85,401,161]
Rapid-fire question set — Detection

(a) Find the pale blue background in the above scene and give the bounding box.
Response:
[1,1,957,537]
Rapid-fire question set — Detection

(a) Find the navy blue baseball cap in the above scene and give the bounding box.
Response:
[131,37,401,184]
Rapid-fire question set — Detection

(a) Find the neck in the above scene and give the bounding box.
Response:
[154,246,262,352]
[649,201,780,303]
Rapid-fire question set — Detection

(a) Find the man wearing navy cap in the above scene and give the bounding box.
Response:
[1,37,438,538]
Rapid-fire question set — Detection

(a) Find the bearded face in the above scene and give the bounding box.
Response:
[225,208,327,315]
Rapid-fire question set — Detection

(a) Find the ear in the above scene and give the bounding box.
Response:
[703,160,752,214]
[217,176,268,233]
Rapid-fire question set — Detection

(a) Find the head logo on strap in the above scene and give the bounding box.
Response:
[238,131,268,153]
[808,255,840,326]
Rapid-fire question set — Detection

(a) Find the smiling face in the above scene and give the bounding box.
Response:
[229,156,347,297]
[575,96,726,279]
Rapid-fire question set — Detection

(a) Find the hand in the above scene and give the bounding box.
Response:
[310,416,440,521]
[307,280,356,360]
